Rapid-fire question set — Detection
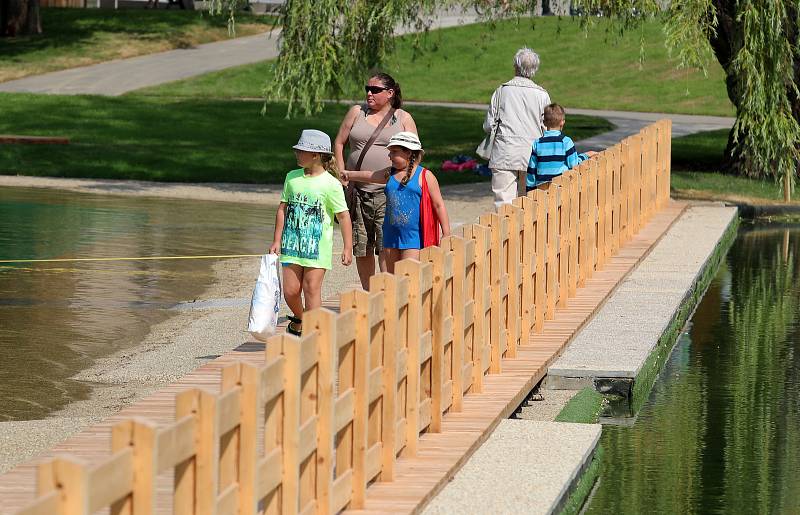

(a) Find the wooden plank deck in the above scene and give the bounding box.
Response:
[345,200,686,514]
[0,201,687,514]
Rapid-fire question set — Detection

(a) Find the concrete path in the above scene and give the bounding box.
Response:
[546,204,738,391]
[404,100,735,150]
[422,420,601,515]
[0,9,481,96]
[0,33,281,96]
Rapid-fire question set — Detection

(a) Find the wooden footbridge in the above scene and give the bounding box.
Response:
[1,120,683,514]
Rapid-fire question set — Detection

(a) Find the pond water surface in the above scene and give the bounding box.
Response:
[587,222,800,514]
[0,187,274,421]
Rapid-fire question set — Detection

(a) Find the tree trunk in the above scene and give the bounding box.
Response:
[2,0,41,37]
[707,1,744,176]
[708,0,799,190]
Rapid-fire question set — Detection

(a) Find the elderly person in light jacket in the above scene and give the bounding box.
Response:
[483,47,551,209]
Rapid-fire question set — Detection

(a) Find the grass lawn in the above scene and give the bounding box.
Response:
[0,93,613,185]
[0,8,274,83]
[135,17,733,117]
[671,129,797,204]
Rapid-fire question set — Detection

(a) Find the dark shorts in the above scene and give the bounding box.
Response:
[351,189,386,257]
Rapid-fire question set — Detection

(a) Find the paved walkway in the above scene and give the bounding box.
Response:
[404,100,735,150]
[546,205,738,401]
[423,420,601,515]
[0,9,481,96]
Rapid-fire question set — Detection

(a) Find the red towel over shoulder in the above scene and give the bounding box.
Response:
[420,168,440,248]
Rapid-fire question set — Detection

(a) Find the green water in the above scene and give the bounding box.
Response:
[587,223,800,514]
[0,187,274,421]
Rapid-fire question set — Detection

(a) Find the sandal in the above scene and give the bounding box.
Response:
[287,315,303,337]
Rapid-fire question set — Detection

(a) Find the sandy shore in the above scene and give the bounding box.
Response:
[0,175,496,473]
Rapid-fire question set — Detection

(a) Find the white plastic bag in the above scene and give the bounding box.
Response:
[247,253,282,342]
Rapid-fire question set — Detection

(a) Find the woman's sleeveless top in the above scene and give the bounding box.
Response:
[346,106,403,193]
[382,165,423,250]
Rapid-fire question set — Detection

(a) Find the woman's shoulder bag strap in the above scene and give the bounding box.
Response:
[355,107,397,171]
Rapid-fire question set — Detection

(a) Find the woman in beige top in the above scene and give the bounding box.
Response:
[334,72,418,289]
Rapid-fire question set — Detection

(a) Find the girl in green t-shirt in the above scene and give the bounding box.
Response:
[270,130,353,336]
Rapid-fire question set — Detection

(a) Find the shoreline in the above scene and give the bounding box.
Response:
[0,257,259,473]
[0,176,493,473]
[0,175,285,205]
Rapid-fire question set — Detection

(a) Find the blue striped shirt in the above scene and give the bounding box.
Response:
[526,130,589,188]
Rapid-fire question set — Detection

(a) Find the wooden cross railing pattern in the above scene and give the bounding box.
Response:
[12,120,672,515]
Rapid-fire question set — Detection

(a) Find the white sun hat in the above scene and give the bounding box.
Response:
[387,131,423,151]
[292,129,333,154]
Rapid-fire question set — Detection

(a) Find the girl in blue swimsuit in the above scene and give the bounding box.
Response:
[343,132,451,272]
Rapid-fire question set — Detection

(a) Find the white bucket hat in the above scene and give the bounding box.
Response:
[387,131,423,151]
[292,129,333,154]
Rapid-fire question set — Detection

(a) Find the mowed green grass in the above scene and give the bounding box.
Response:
[0,93,612,185]
[671,129,798,203]
[0,8,274,83]
[135,17,732,117]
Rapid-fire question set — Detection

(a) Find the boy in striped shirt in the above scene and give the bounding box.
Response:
[526,103,596,190]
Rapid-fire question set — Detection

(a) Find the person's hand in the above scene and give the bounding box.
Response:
[340,170,351,182]
[585,150,598,157]
[341,248,353,266]
[269,241,281,255]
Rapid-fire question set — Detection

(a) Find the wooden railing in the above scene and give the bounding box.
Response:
[13,120,672,515]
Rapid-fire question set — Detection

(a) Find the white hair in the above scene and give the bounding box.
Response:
[514,47,540,78]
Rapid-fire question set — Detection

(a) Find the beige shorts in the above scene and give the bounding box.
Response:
[351,189,386,257]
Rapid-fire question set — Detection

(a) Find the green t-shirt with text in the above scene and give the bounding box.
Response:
[279,169,347,270]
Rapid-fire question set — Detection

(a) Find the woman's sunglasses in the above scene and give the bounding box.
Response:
[365,85,390,95]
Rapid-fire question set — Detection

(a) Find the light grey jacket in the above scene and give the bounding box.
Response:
[483,77,551,171]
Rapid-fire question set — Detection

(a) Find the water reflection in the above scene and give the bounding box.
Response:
[0,187,274,421]
[587,222,800,514]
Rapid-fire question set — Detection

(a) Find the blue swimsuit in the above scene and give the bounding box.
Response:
[382,165,423,250]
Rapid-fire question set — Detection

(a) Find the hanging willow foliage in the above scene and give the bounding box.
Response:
[263,0,446,115]
[260,0,798,188]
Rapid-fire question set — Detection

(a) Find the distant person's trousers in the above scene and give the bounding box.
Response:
[491,168,527,210]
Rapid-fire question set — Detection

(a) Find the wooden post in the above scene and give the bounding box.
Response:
[302,308,338,514]
[550,177,568,308]
[37,457,90,514]
[604,151,614,265]
[218,367,243,513]
[261,347,286,515]
[544,185,559,319]
[576,166,589,287]
[222,362,262,515]
[527,189,547,332]
[631,134,642,233]
[440,235,471,410]
[566,172,579,297]
[478,212,508,372]
[511,195,535,340]
[460,224,491,390]
[498,203,523,356]
[420,245,453,431]
[395,259,428,455]
[642,126,649,218]
[588,159,599,272]
[174,388,219,515]
[663,119,672,205]
[110,419,158,515]
[339,290,372,509]
[368,274,399,481]
[297,335,319,513]
[610,145,621,255]
[595,154,607,270]
[266,334,303,515]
